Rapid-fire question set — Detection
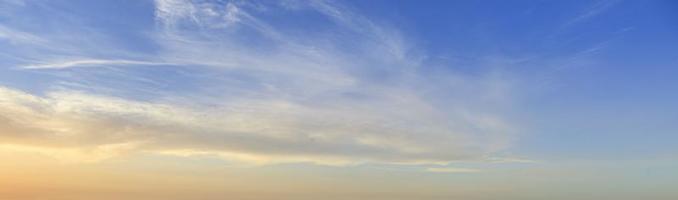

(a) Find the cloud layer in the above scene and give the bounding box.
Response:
[0,0,517,165]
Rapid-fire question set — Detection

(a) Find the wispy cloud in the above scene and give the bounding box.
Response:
[0,25,46,45]
[0,0,519,166]
[561,0,620,28]
[20,59,173,69]
[426,167,481,173]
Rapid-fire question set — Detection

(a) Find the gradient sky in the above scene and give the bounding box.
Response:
[1,0,677,200]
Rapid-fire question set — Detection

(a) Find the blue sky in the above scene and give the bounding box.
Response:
[0,0,677,199]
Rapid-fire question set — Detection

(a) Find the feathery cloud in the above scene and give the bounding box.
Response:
[0,0,519,166]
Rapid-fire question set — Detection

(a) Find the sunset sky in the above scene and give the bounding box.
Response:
[1,0,677,199]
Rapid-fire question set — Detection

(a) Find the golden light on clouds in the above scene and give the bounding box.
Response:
[0,85,512,165]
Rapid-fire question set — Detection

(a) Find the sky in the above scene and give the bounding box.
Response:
[0,0,677,199]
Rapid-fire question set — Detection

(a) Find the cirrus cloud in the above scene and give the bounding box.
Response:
[0,0,519,166]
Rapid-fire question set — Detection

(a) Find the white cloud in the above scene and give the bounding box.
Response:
[0,0,520,166]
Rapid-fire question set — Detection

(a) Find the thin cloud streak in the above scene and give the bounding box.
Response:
[560,0,621,29]
[426,167,481,173]
[20,59,174,69]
